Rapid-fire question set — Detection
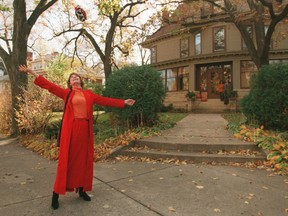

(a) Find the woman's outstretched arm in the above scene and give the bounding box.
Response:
[18,64,67,100]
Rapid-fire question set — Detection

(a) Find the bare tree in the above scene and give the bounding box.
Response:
[51,0,148,79]
[0,0,58,136]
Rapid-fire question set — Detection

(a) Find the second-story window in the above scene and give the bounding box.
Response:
[180,38,189,58]
[195,32,201,55]
[265,25,273,49]
[213,26,225,52]
[151,46,157,63]
[242,26,252,51]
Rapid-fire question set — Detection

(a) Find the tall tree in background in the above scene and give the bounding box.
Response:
[0,0,58,136]
[52,0,148,80]
[181,0,288,69]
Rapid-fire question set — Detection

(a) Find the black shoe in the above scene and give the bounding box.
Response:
[51,192,59,209]
[78,187,91,201]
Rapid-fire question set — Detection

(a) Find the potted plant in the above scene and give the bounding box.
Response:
[186,91,197,112]
[200,83,207,102]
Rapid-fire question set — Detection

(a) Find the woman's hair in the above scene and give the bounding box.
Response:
[67,72,84,88]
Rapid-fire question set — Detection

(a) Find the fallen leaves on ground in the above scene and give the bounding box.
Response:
[20,134,59,161]
[94,130,139,162]
[232,125,288,175]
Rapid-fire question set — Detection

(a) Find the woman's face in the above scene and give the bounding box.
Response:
[70,74,81,87]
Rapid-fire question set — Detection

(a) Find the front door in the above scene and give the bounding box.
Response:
[207,65,223,98]
[196,62,232,99]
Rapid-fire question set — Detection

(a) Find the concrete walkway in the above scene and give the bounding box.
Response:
[0,114,288,216]
[118,114,266,163]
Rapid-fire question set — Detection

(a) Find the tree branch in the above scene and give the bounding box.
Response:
[82,29,106,62]
[27,0,58,35]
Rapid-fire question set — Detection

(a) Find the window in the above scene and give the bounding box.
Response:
[166,69,177,91]
[178,67,189,91]
[159,70,166,89]
[195,32,201,55]
[265,25,273,49]
[242,26,252,51]
[213,27,225,52]
[161,66,189,91]
[180,38,189,58]
[151,46,156,63]
[240,61,257,89]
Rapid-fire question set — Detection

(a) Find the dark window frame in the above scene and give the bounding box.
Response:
[194,32,202,55]
[150,46,157,64]
[213,26,226,52]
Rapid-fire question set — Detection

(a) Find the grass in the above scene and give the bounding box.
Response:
[93,112,188,144]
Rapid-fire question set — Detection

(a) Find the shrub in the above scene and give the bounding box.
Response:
[44,119,62,139]
[103,65,166,128]
[241,63,288,130]
[15,78,54,134]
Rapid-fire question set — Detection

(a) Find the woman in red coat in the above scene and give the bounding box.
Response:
[18,65,135,210]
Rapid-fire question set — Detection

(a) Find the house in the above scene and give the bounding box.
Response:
[30,52,59,75]
[30,52,104,85]
[141,1,288,112]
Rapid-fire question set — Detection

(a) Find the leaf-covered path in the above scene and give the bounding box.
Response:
[0,138,287,216]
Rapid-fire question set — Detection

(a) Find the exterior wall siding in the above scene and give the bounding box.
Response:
[156,38,181,62]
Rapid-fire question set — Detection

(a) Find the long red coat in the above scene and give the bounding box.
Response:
[34,76,124,194]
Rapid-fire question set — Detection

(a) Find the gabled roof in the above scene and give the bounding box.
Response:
[141,2,225,47]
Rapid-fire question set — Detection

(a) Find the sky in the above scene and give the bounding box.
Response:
[31,0,158,65]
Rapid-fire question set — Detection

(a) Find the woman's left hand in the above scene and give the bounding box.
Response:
[124,99,135,106]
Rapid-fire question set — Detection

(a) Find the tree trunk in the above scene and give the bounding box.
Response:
[5,1,28,136]
[4,0,57,136]
[103,58,112,80]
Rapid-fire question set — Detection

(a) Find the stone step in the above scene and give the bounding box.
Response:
[136,139,261,152]
[120,148,266,163]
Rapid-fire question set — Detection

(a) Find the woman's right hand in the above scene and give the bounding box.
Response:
[18,65,38,77]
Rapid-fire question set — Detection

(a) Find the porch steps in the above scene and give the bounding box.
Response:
[164,92,233,113]
[197,99,233,113]
[116,137,266,164]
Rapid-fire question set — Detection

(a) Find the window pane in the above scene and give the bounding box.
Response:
[151,47,156,63]
[158,70,166,89]
[195,33,201,55]
[167,68,177,91]
[180,38,189,58]
[178,67,189,91]
[240,61,257,89]
[242,26,252,50]
[213,27,225,51]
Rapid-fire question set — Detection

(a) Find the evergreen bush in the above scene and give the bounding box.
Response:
[241,63,288,130]
[103,65,166,127]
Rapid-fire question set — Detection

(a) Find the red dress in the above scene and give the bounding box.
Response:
[34,76,125,194]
